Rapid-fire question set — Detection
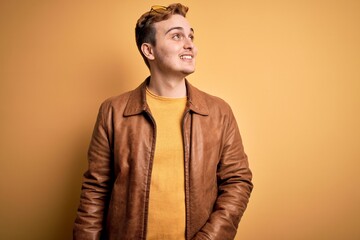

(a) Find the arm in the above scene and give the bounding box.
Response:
[193,107,253,240]
[73,103,113,240]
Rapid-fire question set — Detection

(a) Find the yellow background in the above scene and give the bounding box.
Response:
[1,1,359,239]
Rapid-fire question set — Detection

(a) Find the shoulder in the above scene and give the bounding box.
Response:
[187,82,233,115]
[200,89,230,108]
[98,90,133,113]
[99,80,147,115]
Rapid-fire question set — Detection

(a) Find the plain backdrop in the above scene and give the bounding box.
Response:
[0,0,359,239]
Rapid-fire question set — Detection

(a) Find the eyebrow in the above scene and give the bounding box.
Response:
[165,26,194,35]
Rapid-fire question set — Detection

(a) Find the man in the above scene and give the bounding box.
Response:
[74,3,253,240]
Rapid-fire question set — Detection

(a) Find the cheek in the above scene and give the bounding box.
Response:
[158,46,178,59]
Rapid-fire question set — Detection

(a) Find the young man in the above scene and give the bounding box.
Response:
[74,3,253,240]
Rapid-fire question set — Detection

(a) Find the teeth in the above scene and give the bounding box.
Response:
[180,55,192,59]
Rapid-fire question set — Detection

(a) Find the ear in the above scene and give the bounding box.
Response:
[141,43,155,60]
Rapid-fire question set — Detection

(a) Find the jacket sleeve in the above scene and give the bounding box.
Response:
[192,106,253,240]
[73,102,113,240]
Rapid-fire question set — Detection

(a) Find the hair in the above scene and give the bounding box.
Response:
[135,3,189,69]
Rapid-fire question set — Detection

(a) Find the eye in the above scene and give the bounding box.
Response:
[172,33,182,40]
[189,34,195,41]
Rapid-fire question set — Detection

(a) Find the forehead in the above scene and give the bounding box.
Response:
[153,14,193,33]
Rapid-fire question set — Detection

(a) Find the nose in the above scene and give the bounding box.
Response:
[184,37,194,50]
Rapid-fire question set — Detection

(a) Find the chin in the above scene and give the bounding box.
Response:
[181,68,196,75]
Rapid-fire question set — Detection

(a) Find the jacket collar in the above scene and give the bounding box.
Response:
[124,77,209,117]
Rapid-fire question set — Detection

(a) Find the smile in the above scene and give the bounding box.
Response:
[180,55,193,60]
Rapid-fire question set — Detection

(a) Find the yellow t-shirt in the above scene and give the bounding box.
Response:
[146,88,187,240]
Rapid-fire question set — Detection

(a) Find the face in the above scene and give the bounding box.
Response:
[146,14,198,78]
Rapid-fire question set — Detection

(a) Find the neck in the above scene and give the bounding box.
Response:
[148,74,187,98]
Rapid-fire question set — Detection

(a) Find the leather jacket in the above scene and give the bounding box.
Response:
[73,78,253,240]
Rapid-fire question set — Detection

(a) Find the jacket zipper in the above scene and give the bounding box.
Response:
[182,109,191,240]
[143,110,157,240]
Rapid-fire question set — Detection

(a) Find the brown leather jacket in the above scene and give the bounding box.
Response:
[73,79,253,240]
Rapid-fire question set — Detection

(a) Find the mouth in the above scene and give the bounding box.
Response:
[180,54,194,60]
